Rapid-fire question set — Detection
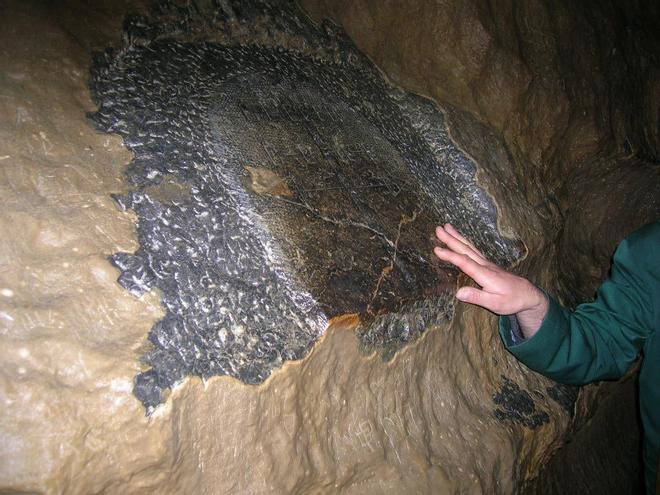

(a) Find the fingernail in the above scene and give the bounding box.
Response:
[456,288,468,300]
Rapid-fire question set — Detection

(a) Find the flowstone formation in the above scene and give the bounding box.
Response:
[8,0,658,492]
[90,0,521,411]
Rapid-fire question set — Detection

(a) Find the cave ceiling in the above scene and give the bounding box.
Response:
[90,0,521,411]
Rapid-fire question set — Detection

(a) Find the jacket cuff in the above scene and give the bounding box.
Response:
[508,315,525,344]
[498,296,571,368]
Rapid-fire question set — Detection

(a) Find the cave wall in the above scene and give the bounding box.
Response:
[301,0,660,294]
[301,0,660,491]
[0,0,658,494]
[302,0,660,195]
[87,4,524,409]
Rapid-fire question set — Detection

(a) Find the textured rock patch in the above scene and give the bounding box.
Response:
[493,376,550,429]
[90,0,520,411]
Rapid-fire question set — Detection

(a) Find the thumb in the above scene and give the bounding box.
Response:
[455,287,499,312]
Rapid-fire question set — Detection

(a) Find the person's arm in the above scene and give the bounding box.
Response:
[434,224,654,385]
[433,224,548,338]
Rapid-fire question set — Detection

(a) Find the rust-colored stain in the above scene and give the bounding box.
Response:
[245,166,293,197]
[327,313,361,331]
[144,176,192,203]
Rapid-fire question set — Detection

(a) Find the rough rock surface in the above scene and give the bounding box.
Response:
[303,0,660,491]
[302,0,660,201]
[88,2,521,410]
[0,0,658,494]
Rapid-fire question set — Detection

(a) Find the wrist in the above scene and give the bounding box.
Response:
[516,283,549,339]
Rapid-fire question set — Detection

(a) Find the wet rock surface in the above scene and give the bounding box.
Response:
[525,379,643,495]
[304,0,659,490]
[1,0,658,493]
[90,0,519,410]
[493,376,550,429]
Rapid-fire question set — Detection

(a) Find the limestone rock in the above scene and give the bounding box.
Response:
[88,2,520,410]
[0,0,658,493]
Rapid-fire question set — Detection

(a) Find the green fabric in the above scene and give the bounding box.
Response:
[499,222,659,494]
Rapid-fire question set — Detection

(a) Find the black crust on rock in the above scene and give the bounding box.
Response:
[546,384,579,415]
[493,376,550,429]
[89,0,520,412]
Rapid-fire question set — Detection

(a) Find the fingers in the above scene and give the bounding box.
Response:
[444,223,488,260]
[444,224,479,252]
[435,224,489,265]
[455,287,503,313]
[434,246,491,286]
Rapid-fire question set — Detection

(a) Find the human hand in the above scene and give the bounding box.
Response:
[433,223,548,338]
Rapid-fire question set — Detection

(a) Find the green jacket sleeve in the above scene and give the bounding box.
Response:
[499,226,656,386]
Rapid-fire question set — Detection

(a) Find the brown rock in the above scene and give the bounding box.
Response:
[0,0,657,493]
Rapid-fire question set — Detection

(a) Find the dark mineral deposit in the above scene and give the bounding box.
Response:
[89,0,521,412]
[546,384,579,415]
[493,376,550,429]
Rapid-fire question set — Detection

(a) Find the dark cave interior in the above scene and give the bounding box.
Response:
[0,0,658,493]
